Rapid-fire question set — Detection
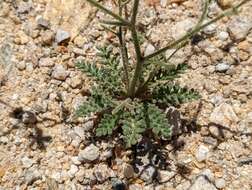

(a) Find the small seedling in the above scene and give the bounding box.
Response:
[76,0,249,147]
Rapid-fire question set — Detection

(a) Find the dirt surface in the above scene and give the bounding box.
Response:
[0,0,252,189]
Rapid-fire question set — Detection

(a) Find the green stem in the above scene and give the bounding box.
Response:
[128,0,143,97]
[118,0,130,91]
[86,0,130,26]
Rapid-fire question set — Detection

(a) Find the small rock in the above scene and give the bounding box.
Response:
[190,175,217,190]
[0,136,8,144]
[215,178,226,189]
[210,95,224,106]
[82,120,94,131]
[140,165,157,183]
[52,64,69,81]
[217,0,233,9]
[101,150,113,160]
[203,22,217,35]
[55,29,71,44]
[16,31,29,45]
[158,170,176,183]
[41,30,54,45]
[78,144,100,162]
[16,61,26,70]
[203,137,218,146]
[68,164,79,178]
[24,168,41,185]
[210,103,239,127]
[71,137,82,148]
[201,169,214,181]
[160,0,167,7]
[69,75,82,89]
[22,111,37,124]
[195,145,209,162]
[217,31,229,41]
[51,171,63,183]
[111,178,126,190]
[215,62,230,72]
[17,2,32,14]
[144,44,155,56]
[37,17,50,29]
[122,163,134,179]
[74,126,85,140]
[21,156,34,168]
[71,156,82,165]
[93,164,115,182]
[228,17,252,41]
[171,19,196,40]
[39,57,55,67]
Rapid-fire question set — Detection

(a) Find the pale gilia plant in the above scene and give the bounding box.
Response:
[76,0,249,147]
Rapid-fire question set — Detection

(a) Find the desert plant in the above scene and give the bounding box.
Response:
[76,0,249,147]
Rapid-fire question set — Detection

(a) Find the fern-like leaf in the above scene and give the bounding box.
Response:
[122,118,146,147]
[76,61,105,81]
[154,63,188,81]
[152,83,200,106]
[76,88,113,117]
[96,113,119,136]
[145,104,171,138]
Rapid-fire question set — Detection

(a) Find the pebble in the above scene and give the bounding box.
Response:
[37,17,50,29]
[215,178,226,189]
[39,57,55,67]
[71,156,82,165]
[171,19,196,40]
[16,31,29,45]
[16,61,26,70]
[201,169,214,181]
[55,29,71,44]
[17,2,32,14]
[158,170,176,183]
[195,145,209,162]
[52,64,69,81]
[140,165,157,183]
[144,44,155,56]
[93,164,115,182]
[203,22,217,35]
[215,62,230,72]
[228,17,252,41]
[0,136,9,144]
[122,163,135,179]
[68,164,79,178]
[69,75,82,89]
[160,0,167,7]
[210,103,239,127]
[111,178,126,190]
[189,175,217,190]
[21,156,35,168]
[217,0,233,9]
[41,30,54,45]
[217,31,229,41]
[78,144,100,162]
[74,126,86,140]
[24,168,41,185]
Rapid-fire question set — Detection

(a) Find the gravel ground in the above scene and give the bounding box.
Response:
[0,0,252,189]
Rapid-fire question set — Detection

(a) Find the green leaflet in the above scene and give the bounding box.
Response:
[145,104,171,138]
[152,83,200,106]
[76,88,113,117]
[122,118,145,148]
[154,63,188,81]
[96,113,119,136]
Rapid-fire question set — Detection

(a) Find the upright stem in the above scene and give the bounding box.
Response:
[128,0,143,97]
[118,0,130,91]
